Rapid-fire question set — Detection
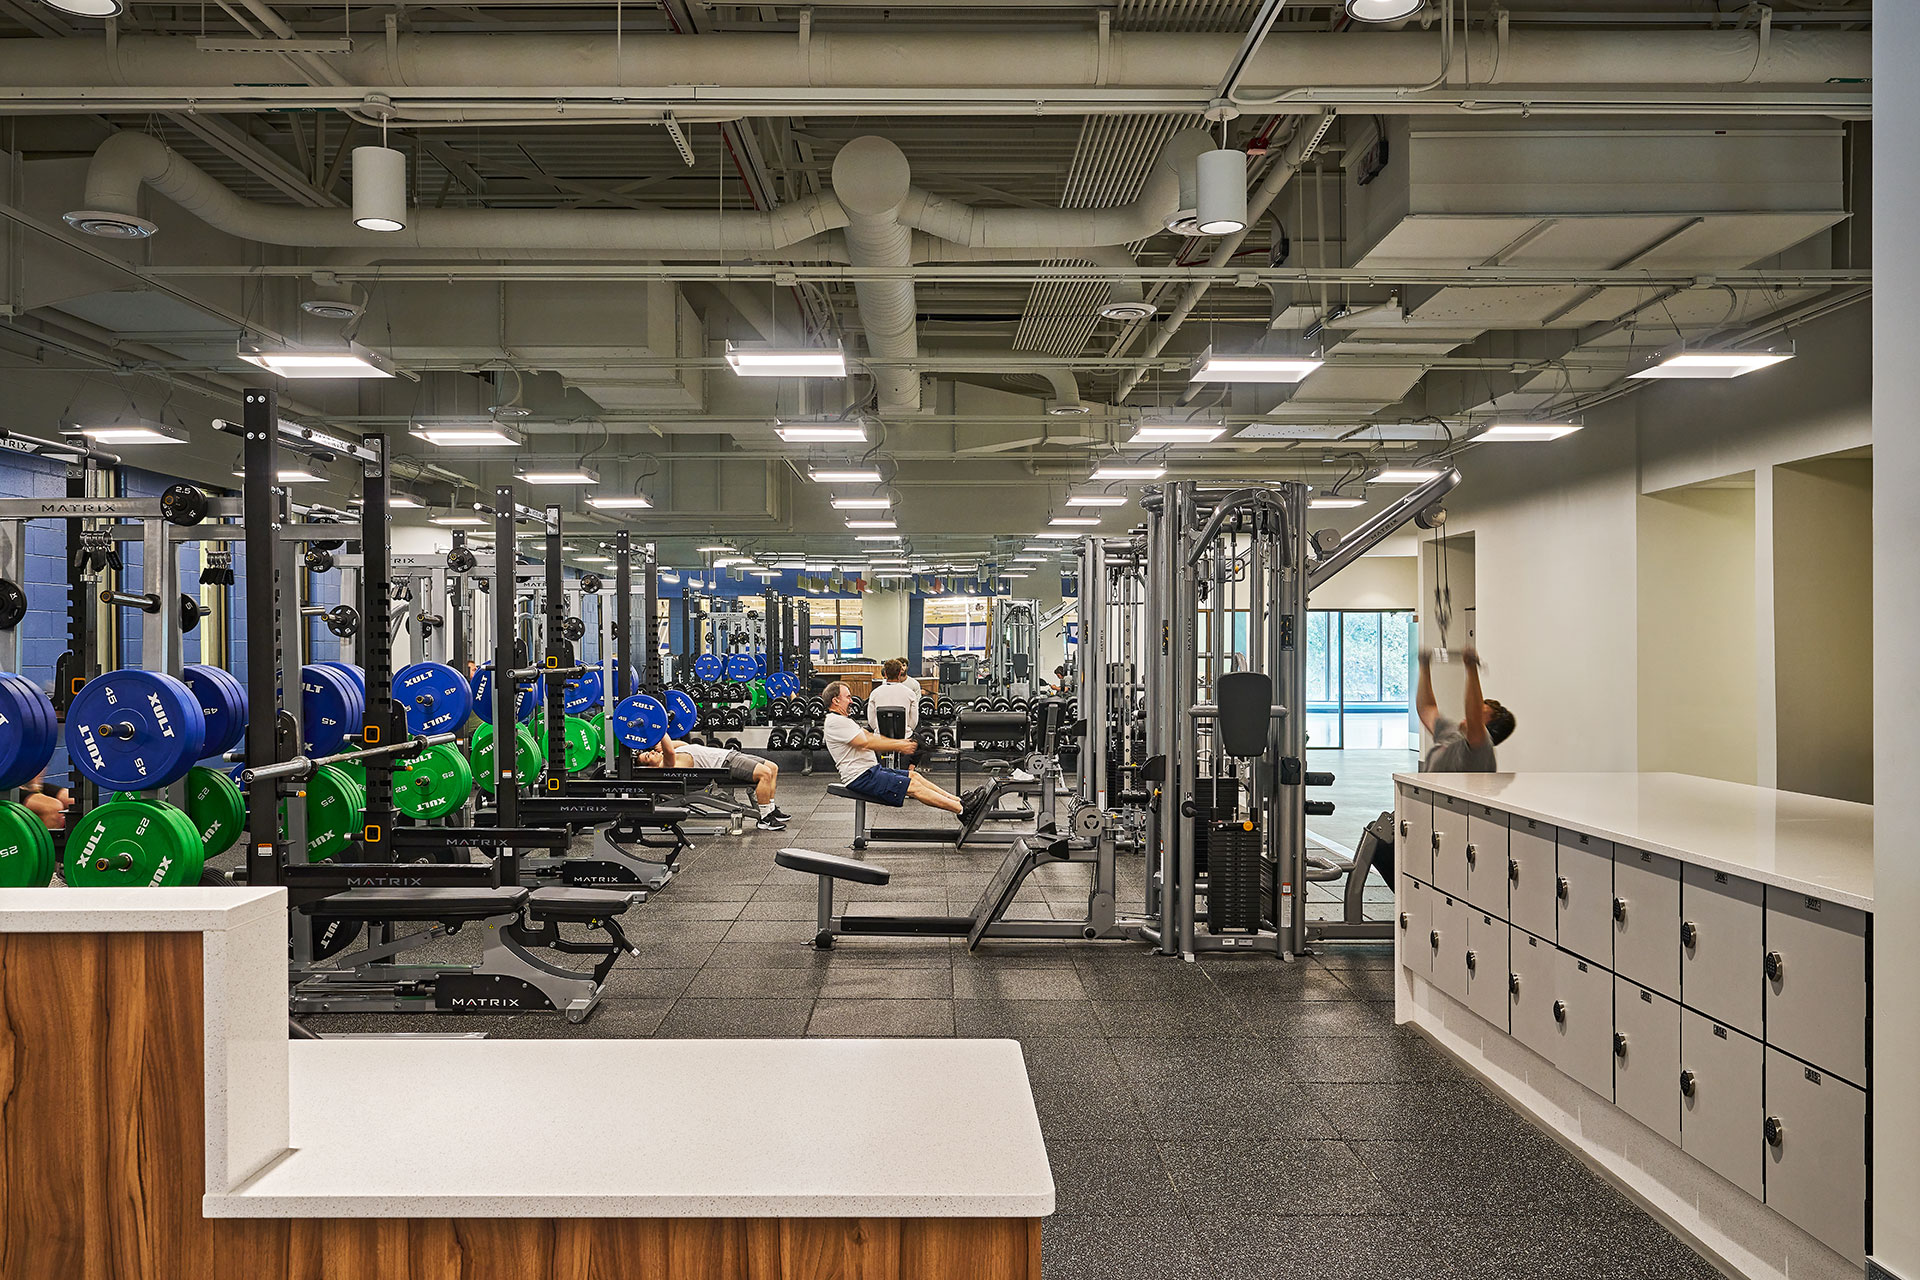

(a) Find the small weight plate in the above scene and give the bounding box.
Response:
[66,669,207,791]
[692,654,724,682]
[563,668,605,716]
[472,663,539,724]
[65,797,203,887]
[185,765,246,859]
[662,689,699,737]
[183,664,249,758]
[0,800,54,887]
[611,694,670,751]
[0,579,27,630]
[470,721,543,794]
[393,661,474,735]
[562,716,599,774]
[392,742,474,820]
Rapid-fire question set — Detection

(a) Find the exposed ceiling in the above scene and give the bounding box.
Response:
[0,0,1873,568]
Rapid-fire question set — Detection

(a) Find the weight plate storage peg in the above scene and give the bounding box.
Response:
[183,664,249,757]
[0,800,54,887]
[185,765,246,859]
[393,661,474,734]
[611,694,670,751]
[65,797,205,887]
[0,672,58,791]
[470,721,544,794]
[392,743,474,820]
[691,654,724,683]
[662,689,700,737]
[66,669,207,791]
[472,663,540,724]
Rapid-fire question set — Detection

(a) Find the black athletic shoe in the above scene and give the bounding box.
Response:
[756,814,789,831]
[956,788,993,844]
[769,806,793,821]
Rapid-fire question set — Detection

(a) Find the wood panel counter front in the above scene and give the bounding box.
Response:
[0,889,1053,1280]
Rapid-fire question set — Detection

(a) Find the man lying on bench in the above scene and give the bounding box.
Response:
[822,680,991,830]
[640,737,791,831]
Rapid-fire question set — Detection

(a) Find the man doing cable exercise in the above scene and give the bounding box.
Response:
[1416,646,1516,773]
[822,681,991,829]
[638,737,790,831]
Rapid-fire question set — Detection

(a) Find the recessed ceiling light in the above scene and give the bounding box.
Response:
[409,421,526,448]
[586,494,654,508]
[1049,517,1102,526]
[1067,494,1128,506]
[776,423,869,443]
[1629,351,1793,380]
[809,467,883,483]
[726,343,847,377]
[846,519,897,529]
[1371,467,1446,484]
[1091,464,1166,481]
[68,419,187,445]
[1131,423,1224,444]
[831,496,892,510]
[1189,347,1322,384]
[238,339,399,380]
[1477,422,1583,442]
[1309,495,1366,509]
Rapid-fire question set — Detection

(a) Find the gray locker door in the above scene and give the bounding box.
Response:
[1508,816,1558,940]
[1430,892,1470,1004]
[1613,979,1681,1144]
[1432,792,1470,898]
[1398,876,1432,976]
[1555,830,1615,965]
[1613,846,1681,1000]
[1396,783,1433,885]
[1680,865,1764,1040]
[1552,949,1616,1100]
[1509,926,1560,1060]
[1763,1048,1867,1266]
[1464,908,1510,1032]
[1680,1008,1764,1199]
[1763,889,1868,1087]
[1465,804,1510,920]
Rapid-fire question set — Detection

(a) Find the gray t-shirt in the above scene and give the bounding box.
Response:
[1424,714,1498,773]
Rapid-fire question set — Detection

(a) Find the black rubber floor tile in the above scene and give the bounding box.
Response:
[1124,1081,1339,1142]
[953,998,1105,1038]
[1047,1140,1188,1217]
[818,966,954,999]
[1203,960,1357,1003]
[1270,1031,1455,1083]
[1240,999,1397,1038]
[1332,965,1397,1000]
[735,899,820,922]
[1191,1215,1421,1280]
[1040,1215,1207,1280]
[623,939,720,970]
[640,901,748,922]
[1016,1036,1127,1088]
[580,998,674,1038]
[654,997,814,1038]
[1089,998,1250,1039]
[701,941,834,969]
[720,919,820,944]
[1029,1080,1149,1141]
[806,998,955,1037]
[1074,961,1221,1001]
[1313,1080,1521,1141]
[602,967,699,1000]
[1310,945,1397,970]
[1158,1139,1398,1217]
[682,966,827,997]
[952,966,1088,1000]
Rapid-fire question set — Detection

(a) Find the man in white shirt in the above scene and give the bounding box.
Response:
[641,737,790,831]
[822,681,986,825]
[894,658,923,697]
[866,658,920,735]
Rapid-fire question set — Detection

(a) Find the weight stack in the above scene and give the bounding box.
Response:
[1205,817,1263,934]
[1189,775,1241,877]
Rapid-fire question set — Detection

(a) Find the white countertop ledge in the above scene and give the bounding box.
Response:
[1395,771,1873,911]
[206,1038,1056,1219]
[0,885,285,932]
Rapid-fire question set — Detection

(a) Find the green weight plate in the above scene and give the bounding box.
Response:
[65,798,202,887]
[470,722,543,794]
[185,765,246,859]
[393,742,474,820]
[334,759,367,792]
[562,715,599,774]
[0,800,53,887]
[280,763,365,862]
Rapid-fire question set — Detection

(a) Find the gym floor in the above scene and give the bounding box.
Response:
[287,763,1721,1280]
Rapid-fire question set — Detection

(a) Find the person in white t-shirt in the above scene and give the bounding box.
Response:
[865,658,921,735]
[894,658,923,697]
[639,737,789,831]
[821,681,984,824]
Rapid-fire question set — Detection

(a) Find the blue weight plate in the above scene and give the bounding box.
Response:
[65,668,207,791]
[471,663,540,724]
[611,694,669,751]
[393,661,474,735]
[765,671,799,699]
[754,654,768,676]
[300,663,359,756]
[564,668,605,716]
[183,664,249,758]
[692,654,724,682]
[16,674,56,786]
[724,653,759,682]
[662,689,699,737]
[0,673,55,790]
[318,661,367,697]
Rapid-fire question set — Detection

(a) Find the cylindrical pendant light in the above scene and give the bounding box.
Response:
[1195,148,1248,236]
[352,145,408,233]
[40,0,124,15]
[1347,0,1423,20]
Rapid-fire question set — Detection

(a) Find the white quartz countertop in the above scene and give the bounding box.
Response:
[1395,772,1873,910]
[206,1037,1055,1219]
[0,886,284,932]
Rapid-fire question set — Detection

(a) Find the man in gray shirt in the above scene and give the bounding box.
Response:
[1416,646,1515,772]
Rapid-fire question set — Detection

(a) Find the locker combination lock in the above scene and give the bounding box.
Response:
[1556,876,1570,902]
[1465,842,1477,868]
[1680,921,1699,948]
[1614,1032,1629,1059]
[1552,999,1567,1025]
[1508,858,1519,884]
[1679,1069,1697,1099]
[1508,973,1520,996]
[1764,1116,1785,1148]
[1764,951,1785,981]
[1612,896,1628,923]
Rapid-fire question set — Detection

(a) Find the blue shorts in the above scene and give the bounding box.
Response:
[845,765,911,807]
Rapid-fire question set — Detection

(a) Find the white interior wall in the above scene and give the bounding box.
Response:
[1310,555,1416,611]
[862,589,908,660]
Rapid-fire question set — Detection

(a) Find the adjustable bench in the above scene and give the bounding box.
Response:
[291,884,640,1023]
[516,804,693,891]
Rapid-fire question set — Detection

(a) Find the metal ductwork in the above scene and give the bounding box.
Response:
[832,136,923,413]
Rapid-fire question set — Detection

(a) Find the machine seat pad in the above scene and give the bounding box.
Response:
[613,806,691,826]
[301,886,529,922]
[826,784,859,801]
[774,847,891,886]
[528,886,637,921]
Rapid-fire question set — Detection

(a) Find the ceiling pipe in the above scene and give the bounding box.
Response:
[832,136,922,413]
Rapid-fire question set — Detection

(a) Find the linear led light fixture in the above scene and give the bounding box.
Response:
[1477,421,1584,442]
[856,534,903,542]
[1308,495,1366,510]
[239,339,399,380]
[846,520,897,530]
[776,423,869,443]
[809,467,883,484]
[1049,517,1103,527]
[830,496,892,510]
[1371,467,1446,484]
[1189,346,1323,384]
[67,418,188,445]
[1067,494,1128,506]
[515,466,599,486]
[697,545,734,554]
[429,513,489,526]
[712,556,753,567]
[658,570,680,582]
[1014,555,1052,562]
[1036,531,1082,540]
[585,494,654,509]
[1090,464,1166,481]
[726,343,847,377]
[409,421,527,448]
[232,466,324,483]
[1131,423,1225,444]
[578,556,614,564]
[1629,350,1794,380]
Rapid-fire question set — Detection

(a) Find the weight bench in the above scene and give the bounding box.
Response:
[515,804,692,891]
[290,884,641,1023]
[826,779,1018,851]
